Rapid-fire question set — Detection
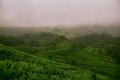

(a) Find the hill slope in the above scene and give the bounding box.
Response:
[0,32,120,80]
[0,44,114,80]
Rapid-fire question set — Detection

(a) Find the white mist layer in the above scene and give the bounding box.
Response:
[0,0,120,27]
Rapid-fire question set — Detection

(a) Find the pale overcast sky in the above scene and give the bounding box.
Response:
[0,0,120,27]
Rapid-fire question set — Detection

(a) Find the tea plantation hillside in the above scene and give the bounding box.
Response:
[0,44,114,80]
[0,32,120,80]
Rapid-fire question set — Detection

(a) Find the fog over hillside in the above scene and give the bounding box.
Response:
[0,0,120,27]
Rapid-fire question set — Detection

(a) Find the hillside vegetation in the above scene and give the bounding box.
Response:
[0,27,120,80]
[0,44,114,80]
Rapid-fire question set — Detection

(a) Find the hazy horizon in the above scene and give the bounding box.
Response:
[0,0,120,27]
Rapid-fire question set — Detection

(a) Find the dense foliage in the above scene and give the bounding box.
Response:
[0,31,120,80]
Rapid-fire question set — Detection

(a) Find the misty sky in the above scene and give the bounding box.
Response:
[0,0,120,27]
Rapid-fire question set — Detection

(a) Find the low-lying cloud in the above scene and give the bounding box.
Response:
[0,0,120,27]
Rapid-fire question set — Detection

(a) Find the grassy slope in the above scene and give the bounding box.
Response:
[11,33,119,78]
[0,32,120,80]
[0,44,114,80]
[33,42,119,78]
